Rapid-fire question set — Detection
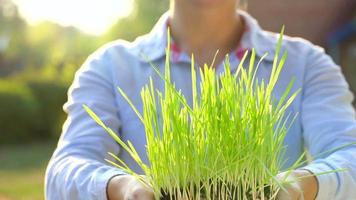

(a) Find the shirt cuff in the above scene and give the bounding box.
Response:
[96,168,127,200]
[301,161,339,200]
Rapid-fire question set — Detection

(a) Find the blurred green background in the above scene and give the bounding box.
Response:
[0,0,168,199]
[0,0,354,199]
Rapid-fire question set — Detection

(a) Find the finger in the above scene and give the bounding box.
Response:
[277,182,304,200]
[126,190,154,200]
[126,182,155,200]
[278,191,291,200]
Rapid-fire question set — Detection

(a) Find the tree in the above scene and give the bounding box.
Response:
[0,0,28,76]
[103,0,169,42]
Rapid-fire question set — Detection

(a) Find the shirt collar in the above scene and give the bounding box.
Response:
[132,10,278,63]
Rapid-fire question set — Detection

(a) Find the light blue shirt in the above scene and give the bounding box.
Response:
[45,11,356,200]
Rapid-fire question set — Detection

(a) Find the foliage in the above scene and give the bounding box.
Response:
[24,22,100,72]
[0,0,168,144]
[0,0,169,77]
[85,30,302,199]
[0,1,92,143]
[0,0,25,32]
[0,78,68,144]
[0,0,27,75]
[103,0,169,41]
[0,80,40,144]
[27,79,68,140]
[0,1,100,77]
[0,0,170,145]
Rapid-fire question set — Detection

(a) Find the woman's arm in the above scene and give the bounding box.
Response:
[300,45,356,200]
[45,48,126,200]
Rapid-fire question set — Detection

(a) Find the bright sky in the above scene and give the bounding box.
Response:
[12,0,134,35]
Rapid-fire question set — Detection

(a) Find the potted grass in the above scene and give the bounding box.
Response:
[84,29,303,200]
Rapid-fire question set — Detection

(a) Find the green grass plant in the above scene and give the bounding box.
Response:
[84,29,302,200]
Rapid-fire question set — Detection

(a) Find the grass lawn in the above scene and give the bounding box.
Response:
[0,142,56,200]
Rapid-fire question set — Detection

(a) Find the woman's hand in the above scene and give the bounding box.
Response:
[107,170,317,200]
[107,175,154,200]
[277,169,318,200]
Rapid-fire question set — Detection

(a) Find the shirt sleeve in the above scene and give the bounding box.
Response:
[300,45,356,200]
[45,49,126,200]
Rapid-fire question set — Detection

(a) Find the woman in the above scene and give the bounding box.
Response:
[45,0,356,199]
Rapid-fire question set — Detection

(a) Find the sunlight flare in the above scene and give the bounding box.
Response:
[12,0,134,35]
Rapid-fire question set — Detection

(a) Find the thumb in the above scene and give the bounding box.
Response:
[277,172,304,200]
[125,178,155,200]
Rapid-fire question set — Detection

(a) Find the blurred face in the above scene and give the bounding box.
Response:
[192,0,237,6]
[172,0,239,10]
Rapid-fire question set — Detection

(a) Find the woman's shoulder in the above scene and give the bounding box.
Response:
[88,31,164,65]
[88,38,141,61]
[241,11,326,62]
[259,30,328,62]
